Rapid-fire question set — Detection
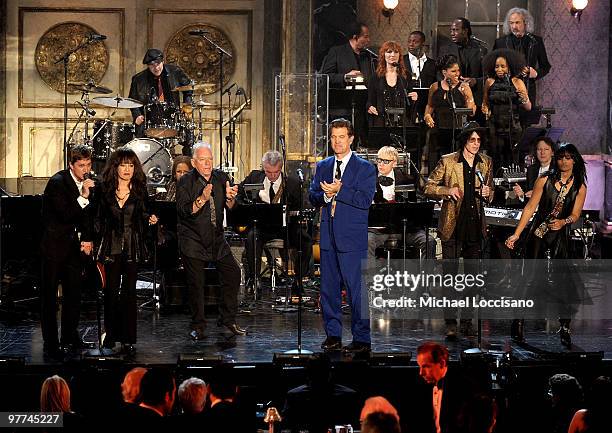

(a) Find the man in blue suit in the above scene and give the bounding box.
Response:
[309,118,376,353]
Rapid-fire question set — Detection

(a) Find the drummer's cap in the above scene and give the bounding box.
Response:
[143,48,164,65]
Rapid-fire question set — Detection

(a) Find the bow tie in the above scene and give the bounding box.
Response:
[378,176,394,187]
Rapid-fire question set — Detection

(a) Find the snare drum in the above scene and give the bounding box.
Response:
[145,101,180,138]
[125,138,172,187]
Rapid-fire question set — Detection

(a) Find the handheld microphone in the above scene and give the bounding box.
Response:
[188,29,209,36]
[88,34,107,41]
[364,47,378,58]
[470,35,488,46]
[296,168,304,183]
[83,172,95,189]
[221,82,236,96]
[77,101,96,117]
[475,169,485,185]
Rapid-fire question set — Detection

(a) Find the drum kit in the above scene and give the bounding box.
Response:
[68,80,214,188]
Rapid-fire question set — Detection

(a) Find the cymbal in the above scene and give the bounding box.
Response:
[91,96,143,109]
[184,100,214,108]
[67,81,113,94]
[173,82,216,93]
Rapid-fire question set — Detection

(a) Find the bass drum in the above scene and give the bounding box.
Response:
[125,138,172,189]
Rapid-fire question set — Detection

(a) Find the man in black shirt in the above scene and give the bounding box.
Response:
[176,142,246,340]
[493,7,551,103]
[403,31,437,122]
[128,49,193,151]
[438,18,487,109]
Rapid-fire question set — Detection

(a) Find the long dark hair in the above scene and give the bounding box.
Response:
[482,48,526,78]
[102,146,147,200]
[554,142,587,190]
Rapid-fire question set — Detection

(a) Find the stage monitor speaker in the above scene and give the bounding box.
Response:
[273,352,316,367]
[177,354,224,369]
[369,351,412,366]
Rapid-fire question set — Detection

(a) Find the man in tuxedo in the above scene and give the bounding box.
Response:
[320,21,374,88]
[40,144,95,358]
[309,118,376,353]
[403,31,437,122]
[493,7,551,103]
[237,150,312,294]
[413,342,477,433]
[176,142,246,340]
[438,18,487,109]
[130,368,176,426]
[369,146,436,259]
[128,48,193,151]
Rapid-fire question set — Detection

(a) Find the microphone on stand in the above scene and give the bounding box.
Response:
[364,47,378,58]
[77,101,96,117]
[296,168,304,183]
[221,82,236,96]
[188,29,209,36]
[470,35,488,46]
[88,34,107,42]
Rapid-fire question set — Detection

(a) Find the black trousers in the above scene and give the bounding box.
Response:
[41,249,83,347]
[182,252,240,331]
[104,255,138,344]
[245,224,312,282]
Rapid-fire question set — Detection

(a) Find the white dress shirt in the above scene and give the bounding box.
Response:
[433,384,443,433]
[379,169,396,202]
[259,176,281,204]
[408,52,428,82]
[324,151,353,203]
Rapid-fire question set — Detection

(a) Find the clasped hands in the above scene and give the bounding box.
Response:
[321,179,342,198]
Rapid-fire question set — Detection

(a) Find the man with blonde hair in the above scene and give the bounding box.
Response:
[369,146,435,259]
[493,7,551,102]
[121,367,147,404]
[178,377,207,415]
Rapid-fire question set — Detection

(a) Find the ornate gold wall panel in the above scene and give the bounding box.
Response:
[18,7,125,108]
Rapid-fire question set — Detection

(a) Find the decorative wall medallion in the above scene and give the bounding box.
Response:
[165,23,235,95]
[35,22,109,94]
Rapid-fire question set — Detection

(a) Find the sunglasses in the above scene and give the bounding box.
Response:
[376,158,394,165]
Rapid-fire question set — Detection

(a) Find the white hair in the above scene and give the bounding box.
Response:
[262,150,283,166]
[503,7,535,35]
[178,377,207,415]
[192,141,212,157]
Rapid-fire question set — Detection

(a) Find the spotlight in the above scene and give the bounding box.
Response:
[382,0,399,23]
[570,0,588,21]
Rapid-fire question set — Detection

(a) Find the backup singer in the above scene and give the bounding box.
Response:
[237,150,312,295]
[309,118,376,353]
[493,7,551,103]
[366,40,417,127]
[505,143,587,346]
[96,147,158,355]
[481,48,531,169]
[40,145,95,358]
[423,55,476,173]
[424,122,493,338]
[403,31,436,121]
[176,142,246,340]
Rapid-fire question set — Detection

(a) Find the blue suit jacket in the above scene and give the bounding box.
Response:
[309,153,376,252]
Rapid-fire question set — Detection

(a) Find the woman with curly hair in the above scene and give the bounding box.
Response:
[506,142,587,346]
[422,54,475,173]
[366,40,417,127]
[97,146,158,355]
[482,48,531,169]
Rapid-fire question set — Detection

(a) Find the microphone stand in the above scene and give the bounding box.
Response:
[54,37,99,169]
[446,79,459,152]
[196,33,233,169]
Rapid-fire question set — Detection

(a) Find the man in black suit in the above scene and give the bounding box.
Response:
[369,146,436,259]
[493,7,551,103]
[128,48,193,151]
[40,144,95,358]
[438,18,487,109]
[403,31,437,122]
[128,367,175,427]
[413,342,479,433]
[320,21,374,88]
[176,142,246,340]
[203,370,255,432]
[237,150,312,294]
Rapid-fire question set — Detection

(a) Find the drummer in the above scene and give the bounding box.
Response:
[128,48,193,149]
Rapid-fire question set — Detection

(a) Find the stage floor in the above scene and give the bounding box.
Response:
[1,284,611,365]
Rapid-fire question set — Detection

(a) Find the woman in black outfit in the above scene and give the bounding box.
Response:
[366,40,417,127]
[482,48,531,170]
[422,54,476,173]
[97,147,158,354]
[506,142,587,346]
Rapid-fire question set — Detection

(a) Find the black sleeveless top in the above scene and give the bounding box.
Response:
[487,77,520,131]
[431,81,466,129]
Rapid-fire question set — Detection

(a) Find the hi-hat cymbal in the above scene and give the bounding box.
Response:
[173,82,216,93]
[67,81,113,94]
[184,100,214,108]
[91,96,143,109]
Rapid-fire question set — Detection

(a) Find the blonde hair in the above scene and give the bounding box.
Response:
[40,375,71,412]
[360,396,400,422]
[377,146,399,161]
[121,367,148,404]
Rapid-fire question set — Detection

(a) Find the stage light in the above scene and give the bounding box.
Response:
[382,0,399,23]
[570,0,588,21]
